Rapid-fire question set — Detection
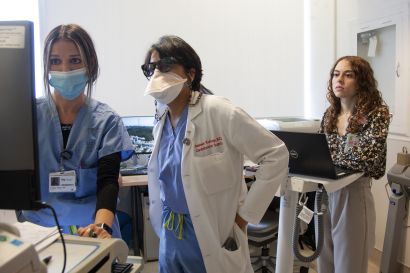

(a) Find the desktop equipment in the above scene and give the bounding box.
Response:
[120,116,155,176]
[249,121,361,272]
[0,21,41,210]
[119,116,159,261]
[38,235,135,273]
[1,221,143,273]
[380,149,410,273]
[141,194,160,261]
[272,131,356,179]
[256,117,320,133]
[112,261,133,273]
[0,20,45,273]
[0,228,46,273]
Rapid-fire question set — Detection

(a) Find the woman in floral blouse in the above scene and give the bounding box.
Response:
[317,56,390,273]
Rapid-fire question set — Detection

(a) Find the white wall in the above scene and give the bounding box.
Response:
[0,0,43,96]
[38,0,304,118]
[335,0,410,267]
[304,0,336,119]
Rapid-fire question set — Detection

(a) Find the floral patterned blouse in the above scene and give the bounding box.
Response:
[320,105,390,179]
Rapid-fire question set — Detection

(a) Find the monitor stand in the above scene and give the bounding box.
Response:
[275,172,364,273]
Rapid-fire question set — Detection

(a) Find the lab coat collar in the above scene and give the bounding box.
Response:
[181,91,203,159]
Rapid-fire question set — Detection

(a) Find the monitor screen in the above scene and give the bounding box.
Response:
[120,116,155,176]
[0,21,40,209]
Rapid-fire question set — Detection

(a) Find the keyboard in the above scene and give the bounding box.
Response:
[335,166,356,178]
[120,167,148,176]
[112,262,133,273]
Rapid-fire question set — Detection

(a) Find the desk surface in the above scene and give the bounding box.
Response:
[121,175,148,187]
[38,235,143,273]
[287,172,364,193]
[120,172,363,193]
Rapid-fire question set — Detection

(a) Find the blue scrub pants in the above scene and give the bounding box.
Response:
[159,206,207,273]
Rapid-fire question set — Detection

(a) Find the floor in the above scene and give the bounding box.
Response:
[139,242,381,273]
[141,260,380,273]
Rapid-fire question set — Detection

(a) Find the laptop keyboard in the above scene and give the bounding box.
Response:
[120,167,148,176]
[334,166,355,178]
[112,262,133,273]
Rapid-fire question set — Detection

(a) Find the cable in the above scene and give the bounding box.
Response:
[292,186,328,263]
[402,188,409,224]
[384,183,390,199]
[33,201,66,273]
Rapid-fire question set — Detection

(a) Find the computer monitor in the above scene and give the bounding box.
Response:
[120,116,155,176]
[0,21,40,210]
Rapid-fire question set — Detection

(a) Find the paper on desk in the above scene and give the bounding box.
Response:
[13,221,59,251]
[34,232,60,252]
[0,209,18,224]
[39,241,98,273]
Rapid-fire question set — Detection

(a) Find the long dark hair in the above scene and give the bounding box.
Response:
[143,35,212,94]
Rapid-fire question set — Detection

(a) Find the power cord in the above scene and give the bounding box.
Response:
[292,185,328,263]
[33,201,67,273]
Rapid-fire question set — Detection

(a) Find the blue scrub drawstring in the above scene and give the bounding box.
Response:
[69,225,78,235]
[163,210,184,240]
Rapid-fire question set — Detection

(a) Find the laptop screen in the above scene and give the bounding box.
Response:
[271,130,344,179]
[120,116,155,176]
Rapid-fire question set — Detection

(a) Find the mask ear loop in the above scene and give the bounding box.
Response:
[154,99,170,121]
[154,100,163,121]
[154,100,159,121]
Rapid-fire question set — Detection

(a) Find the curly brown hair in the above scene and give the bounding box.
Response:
[323,56,387,134]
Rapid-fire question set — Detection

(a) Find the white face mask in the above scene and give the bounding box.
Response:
[144,70,187,105]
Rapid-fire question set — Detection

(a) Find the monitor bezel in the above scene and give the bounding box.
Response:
[0,21,40,210]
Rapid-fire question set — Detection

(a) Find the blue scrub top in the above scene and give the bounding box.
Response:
[23,98,133,237]
[157,106,189,214]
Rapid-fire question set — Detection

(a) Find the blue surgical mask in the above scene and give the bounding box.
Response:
[49,68,88,100]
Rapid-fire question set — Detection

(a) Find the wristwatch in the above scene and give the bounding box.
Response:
[96,223,113,235]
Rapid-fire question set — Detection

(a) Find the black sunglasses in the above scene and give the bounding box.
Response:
[141,57,177,79]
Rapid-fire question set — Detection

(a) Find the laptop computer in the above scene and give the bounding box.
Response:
[120,116,155,176]
[271,130,357,179]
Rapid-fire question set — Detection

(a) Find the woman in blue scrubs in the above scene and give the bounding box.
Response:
[23,24,133,239]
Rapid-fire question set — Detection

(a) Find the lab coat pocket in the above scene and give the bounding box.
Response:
[75,167,97,198]
[195,153,234,195]
[221,223,250,273]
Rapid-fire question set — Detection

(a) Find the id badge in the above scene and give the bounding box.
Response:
[49,170,76,192]
[344,133,359,153]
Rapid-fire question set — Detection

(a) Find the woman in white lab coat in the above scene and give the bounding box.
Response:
[318,56,390,273]
[140,35,289,273]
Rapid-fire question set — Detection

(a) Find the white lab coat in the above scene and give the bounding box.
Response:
[147,94,289,273]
